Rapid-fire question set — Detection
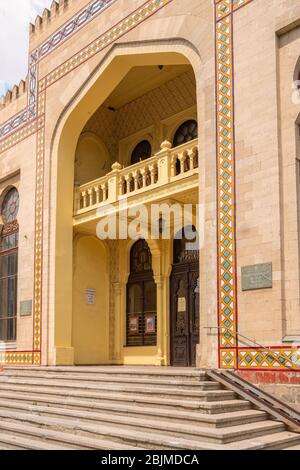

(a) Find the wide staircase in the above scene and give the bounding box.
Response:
[0,366,299,450]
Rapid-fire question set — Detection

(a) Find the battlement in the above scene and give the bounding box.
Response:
[0,80,27,111]
[29,0,74,37]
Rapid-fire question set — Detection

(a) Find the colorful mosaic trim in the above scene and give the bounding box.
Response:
[215,1,238,368]
[215,0,300,372]
[0,0,116,141]
[238,348,300,371]
[38,0,116,60]
[0,120,38,153]
[0,351,40,365]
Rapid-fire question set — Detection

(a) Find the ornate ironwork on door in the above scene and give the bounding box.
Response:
[170,227,199,367]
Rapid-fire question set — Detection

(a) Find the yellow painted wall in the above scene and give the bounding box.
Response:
[75,133,111,185]
[122,347,159,366]
[73,236,109,364]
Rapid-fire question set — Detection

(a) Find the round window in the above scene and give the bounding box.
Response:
[173,120,198,147]
[131,140,152,165]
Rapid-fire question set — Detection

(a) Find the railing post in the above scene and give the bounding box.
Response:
[108,162,122,203]
[156,140,172,185]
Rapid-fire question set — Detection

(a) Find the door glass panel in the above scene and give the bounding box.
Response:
[128,283,143,314]
[0,255,8,277]
[8,277,16,316]
[144,281,156,312]
[0,279,7,317]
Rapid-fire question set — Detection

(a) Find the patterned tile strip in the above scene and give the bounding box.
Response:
[238,348,300,371]
[215,2,238,368]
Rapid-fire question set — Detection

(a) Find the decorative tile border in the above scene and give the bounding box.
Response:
[0,351,40,365]
[38,0,116,61]
[238,348,300,371]
[215,0,238,368]
[0,120,38,153]
[215,0,300,372]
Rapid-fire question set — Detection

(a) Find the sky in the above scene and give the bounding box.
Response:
[0,0,50,96]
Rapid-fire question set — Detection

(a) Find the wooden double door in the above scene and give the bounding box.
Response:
[170,260,200,367]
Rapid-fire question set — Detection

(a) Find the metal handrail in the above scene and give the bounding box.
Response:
[207,369,300,434]
[204,326,300,371]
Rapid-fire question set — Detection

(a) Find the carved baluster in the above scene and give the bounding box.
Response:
[179,153,185,174]
[94,185,101,205]
[119,176,125,196]
[82,191,87,209]
[141,168,147,188]
[194,148,199,168]
[170,156,177,177]
[101,184,107,202]
[133,171,139,192]
[124,175,130,194]
[88,188,94,207]
[188,150,195,170]
[149,165,156,185]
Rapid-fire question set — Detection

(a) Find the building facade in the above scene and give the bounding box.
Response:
[0,0,300,377]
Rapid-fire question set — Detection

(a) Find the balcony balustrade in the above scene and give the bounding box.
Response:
[74,139,199,216]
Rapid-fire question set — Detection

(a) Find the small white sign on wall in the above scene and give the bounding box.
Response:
[85,288,96,306]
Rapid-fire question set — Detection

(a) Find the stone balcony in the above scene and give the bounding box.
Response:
[73,139,199,228]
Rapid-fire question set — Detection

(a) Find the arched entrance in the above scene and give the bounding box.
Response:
[49,42,202,366]
[170,226,199,367]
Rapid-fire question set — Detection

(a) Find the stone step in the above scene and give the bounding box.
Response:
[225,431,300,451]
[5,366,206,380]
[0,432,75,450]
[0,407,284,445]
[0,421,145,450]
[2,371,213,389]
[0,376,223,397]
[284,444,300,450]
[0,398,267,428]
[0,385,248,413]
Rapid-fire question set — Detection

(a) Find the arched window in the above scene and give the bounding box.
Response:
[0,188,19,342]
[127,240,157,346]
[131,140,152,165]
[173,120,198,148]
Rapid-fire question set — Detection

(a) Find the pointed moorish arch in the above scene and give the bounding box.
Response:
[48,40,203,365]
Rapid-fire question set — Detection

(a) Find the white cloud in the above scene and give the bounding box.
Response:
[0,0,50,94]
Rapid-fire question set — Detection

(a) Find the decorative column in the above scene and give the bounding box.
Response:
[112,282,123,364]
[156,140,172,185]
[154,275,166,366]
[108,162,122,203]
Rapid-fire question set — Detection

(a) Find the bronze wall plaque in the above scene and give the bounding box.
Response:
[241,263,273,291]
[20,300,32,317]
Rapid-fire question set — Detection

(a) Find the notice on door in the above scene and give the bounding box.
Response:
[178,297,186,313]
[85,288,96,305]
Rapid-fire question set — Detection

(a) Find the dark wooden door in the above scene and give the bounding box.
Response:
[170,260,199,367]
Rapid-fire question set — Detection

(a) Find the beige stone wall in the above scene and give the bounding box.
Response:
[0,135,36,352]
[233,0,300,347]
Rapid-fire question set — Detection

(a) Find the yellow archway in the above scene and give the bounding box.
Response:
[48,41,202,365]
